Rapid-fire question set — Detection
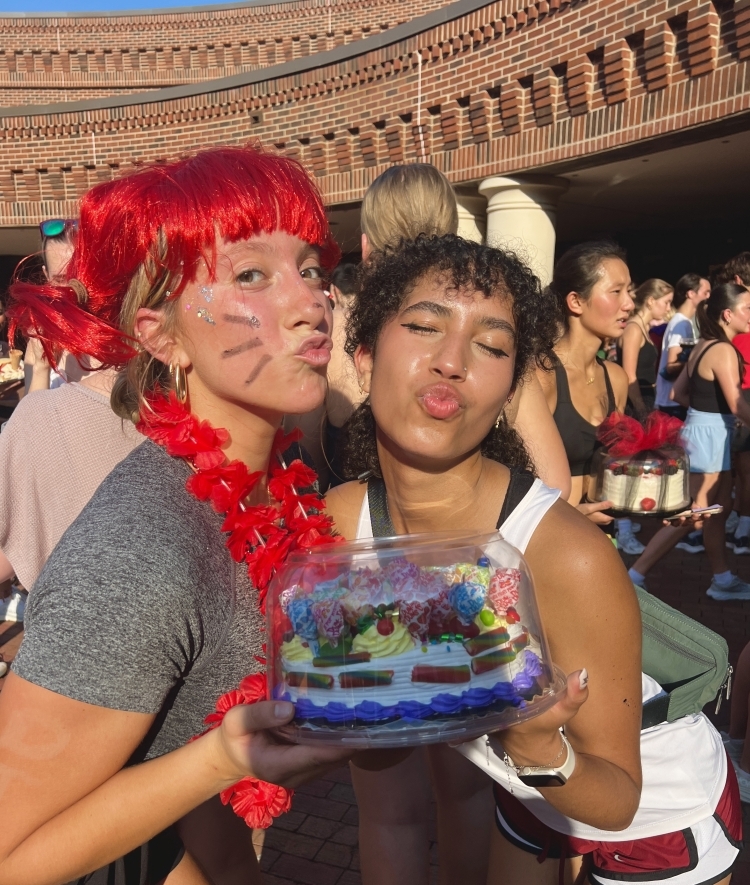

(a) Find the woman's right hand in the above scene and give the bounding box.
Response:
[577,500,614,525]
[214,701,353,790]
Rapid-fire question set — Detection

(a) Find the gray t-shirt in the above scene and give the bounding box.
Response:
[14,440,265,762]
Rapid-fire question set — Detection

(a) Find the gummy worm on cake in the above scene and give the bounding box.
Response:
[272,556,550,726]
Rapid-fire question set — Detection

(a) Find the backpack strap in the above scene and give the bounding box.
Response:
[368,477,396,538]
[496,470,536,530]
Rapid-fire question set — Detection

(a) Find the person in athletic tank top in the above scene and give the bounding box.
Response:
[326,235,644,885]
[628,282,750,602]
[617,279,673,417]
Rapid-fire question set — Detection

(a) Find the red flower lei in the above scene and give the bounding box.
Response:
[137,393,341,828]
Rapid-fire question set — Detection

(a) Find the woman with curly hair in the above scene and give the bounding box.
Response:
[0,146,352,885]
[327,234,740,885]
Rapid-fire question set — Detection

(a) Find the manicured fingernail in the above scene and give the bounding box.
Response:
[274,702,294,719]
[579,668,589,690]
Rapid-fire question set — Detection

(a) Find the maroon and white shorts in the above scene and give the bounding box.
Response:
[493,761,742,884]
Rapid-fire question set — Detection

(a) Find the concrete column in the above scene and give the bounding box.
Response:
[478,175,569,285]
[455,191,487,243]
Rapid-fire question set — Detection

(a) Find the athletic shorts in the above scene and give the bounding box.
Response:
[493,762,742,884]
[681,409,736,474]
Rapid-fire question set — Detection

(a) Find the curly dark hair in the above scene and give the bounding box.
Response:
[339,234,561,480]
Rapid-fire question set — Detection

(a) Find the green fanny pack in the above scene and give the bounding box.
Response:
[638,583,732,729]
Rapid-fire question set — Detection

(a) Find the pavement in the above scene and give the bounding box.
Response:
[1,520,750,884]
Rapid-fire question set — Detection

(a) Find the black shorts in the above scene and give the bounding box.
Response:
[69,826,184,885]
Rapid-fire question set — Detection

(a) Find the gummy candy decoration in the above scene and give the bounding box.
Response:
[428,588,455,635]
[448,581,486,624]
[311,598,346,646]
[471,646,517,674]
[488,567,521,613]
[411,664,471,683]
[287,598,318,641]
[398,598,431,640]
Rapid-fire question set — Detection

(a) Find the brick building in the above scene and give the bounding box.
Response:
[1,0,750,284]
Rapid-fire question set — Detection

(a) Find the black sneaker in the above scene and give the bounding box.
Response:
[733,535,750,555]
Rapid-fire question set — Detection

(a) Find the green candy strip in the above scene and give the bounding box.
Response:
[339,670,395,688]
[470,646,517,675]
[463,627,510,657]
[313,651,371,667]
[286,671,334,689]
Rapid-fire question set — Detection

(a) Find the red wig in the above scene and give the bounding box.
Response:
[8,145,341,368]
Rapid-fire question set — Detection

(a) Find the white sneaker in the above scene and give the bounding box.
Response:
[707,575,750,601]
[731,757,750,803]
[0,589,25,623]
[616,530,645,555]
[721,731,744,762]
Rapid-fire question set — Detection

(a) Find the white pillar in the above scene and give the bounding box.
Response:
[455,192,487,243]
[478,175,568,286]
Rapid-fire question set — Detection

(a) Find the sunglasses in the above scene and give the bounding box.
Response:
[39,218,78,239]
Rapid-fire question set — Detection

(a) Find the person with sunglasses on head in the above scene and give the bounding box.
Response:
[0,146,354,885]
[24,219,81,394]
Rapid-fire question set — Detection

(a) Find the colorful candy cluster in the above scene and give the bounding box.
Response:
[279,556,522,654]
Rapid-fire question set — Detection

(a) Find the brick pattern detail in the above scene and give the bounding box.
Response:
[565,56,593,116]
[440,100,461,151]
[2,0,750,225]
[643,23,675,92]
[686,3,720,78]
[500,80,524,135]
[532,70,558,127]
[602,39,633,105]
[737,0,750,61]
[468,90,492,144]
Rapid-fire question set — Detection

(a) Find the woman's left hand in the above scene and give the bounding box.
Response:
[487,670,588,768]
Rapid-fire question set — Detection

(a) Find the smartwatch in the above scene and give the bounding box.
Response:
[503,732,576,787]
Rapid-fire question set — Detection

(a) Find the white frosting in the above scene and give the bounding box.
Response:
[281,623,539,709]
[601,469,687,513]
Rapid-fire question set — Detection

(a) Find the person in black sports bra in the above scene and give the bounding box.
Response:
[617,279,673,416]
[537,242,631,525]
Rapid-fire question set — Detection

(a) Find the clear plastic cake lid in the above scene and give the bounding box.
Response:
[589,446,690,518]
[266,531,566,747]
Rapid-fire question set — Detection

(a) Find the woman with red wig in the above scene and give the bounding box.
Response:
[0,146,351,885]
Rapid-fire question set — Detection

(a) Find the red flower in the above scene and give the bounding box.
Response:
[220,777,292,829]
[238,673,266,703]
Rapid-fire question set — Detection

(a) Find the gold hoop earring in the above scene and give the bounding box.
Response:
[170,362,188,404]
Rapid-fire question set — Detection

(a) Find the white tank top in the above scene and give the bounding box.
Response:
[356,478,727,841]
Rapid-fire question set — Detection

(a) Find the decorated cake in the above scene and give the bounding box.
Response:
[591,412,690,518]
[267,532,565,747]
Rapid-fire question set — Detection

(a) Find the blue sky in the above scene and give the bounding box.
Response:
[2,0,230,11]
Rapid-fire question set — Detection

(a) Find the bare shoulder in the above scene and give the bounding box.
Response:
[325,480,367,540]
[526,498,639,622]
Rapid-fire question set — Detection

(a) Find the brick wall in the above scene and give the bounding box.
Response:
[0,0,445,103]
[1,0,749,226]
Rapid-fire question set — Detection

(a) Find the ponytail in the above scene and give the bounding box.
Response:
[697,282,748,344]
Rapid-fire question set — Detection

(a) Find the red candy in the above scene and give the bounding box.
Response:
[640,498,656,511]
[376,618,395,636]
[397,599,431,640]
[506,607,521,624]
[428,589,454,636]
[488,567,521,614]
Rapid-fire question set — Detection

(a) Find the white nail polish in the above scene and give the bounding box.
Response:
[579,668,589,690]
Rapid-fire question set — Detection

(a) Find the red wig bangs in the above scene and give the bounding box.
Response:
[8,145,340,368]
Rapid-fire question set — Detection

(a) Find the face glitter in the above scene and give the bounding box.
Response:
[199,286,214,303]
[184,303,192,311]
[196,308,216,325]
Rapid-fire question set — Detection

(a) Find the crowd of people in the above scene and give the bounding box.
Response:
[0,146,748,885]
